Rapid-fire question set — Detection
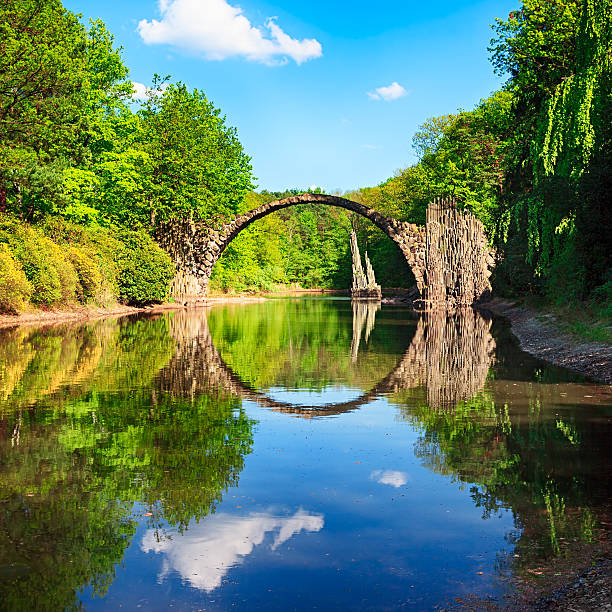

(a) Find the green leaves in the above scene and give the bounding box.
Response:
[0,2,132,220]
[138,82,253,227]
[114,229,175,305]
[534,0,612,180]
[489,0,581,98]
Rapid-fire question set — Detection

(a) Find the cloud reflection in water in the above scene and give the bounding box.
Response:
[141,509,324,592]
[370,469,410,488]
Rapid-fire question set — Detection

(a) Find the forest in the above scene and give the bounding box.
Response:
[0,0,610,318]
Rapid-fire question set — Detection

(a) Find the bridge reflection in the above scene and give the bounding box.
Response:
[157,305,496,415]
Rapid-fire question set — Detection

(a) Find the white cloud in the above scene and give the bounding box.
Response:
[137,0,322,65]
[131,82,149,100]
[370,470,410,488]
[367,82,408,102]
[141,508,324,591]
[131,81,168,100]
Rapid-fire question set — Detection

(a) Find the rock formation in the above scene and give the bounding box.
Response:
[350,230,382,300]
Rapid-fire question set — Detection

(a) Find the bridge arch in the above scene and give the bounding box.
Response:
[193,193,426,297]
[161,194,493,307]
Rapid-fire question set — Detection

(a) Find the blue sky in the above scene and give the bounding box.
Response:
[64,0,518,192]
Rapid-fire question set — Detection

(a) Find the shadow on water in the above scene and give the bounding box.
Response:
[0,299,609,609]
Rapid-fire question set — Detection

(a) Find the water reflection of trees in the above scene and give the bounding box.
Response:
[155,304,609,578]
[398,319,611,573]
[0,316,255,610]
[207,299,405,392]
[0,305,609,607]
[200,304,497,413]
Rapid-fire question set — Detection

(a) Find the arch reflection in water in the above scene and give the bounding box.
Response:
[406,308,496,410]
[163,305,496,414]
[0,302,610,611]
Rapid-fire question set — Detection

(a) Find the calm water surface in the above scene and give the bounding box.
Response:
[0,298,610,610]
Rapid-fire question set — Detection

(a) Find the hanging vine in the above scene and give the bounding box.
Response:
[509,0,612,295]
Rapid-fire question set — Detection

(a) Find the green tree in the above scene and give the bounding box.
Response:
[137,80,253,229]
[490,0,611,298]
[0,1,131,220]
[411,92,513,232]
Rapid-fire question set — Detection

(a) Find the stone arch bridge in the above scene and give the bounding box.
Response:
[160,193,494,307]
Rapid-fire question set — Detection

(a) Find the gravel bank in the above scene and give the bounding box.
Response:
[486,299,612,384]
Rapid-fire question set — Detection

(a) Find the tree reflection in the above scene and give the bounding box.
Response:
[0,315,255,610]
[0,303,609,608]
[200,304,497,413]
[398,318,611,572]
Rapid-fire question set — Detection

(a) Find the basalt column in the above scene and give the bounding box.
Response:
[423,198,493,307]
[350,230,382,300]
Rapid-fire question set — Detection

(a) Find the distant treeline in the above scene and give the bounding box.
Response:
[210,189,414,293]
[0,0,610,311]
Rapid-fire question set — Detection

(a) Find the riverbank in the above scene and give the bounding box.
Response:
[483,299,611,609]
[0,288,352,329]
[0,296,266,329]
[486,299,612,385]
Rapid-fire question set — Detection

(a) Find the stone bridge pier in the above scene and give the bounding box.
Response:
[158,194,493,307]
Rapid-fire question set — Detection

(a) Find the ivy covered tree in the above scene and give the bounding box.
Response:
[491,0,611,298]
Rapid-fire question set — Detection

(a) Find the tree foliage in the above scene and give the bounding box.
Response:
[0,0,610,302]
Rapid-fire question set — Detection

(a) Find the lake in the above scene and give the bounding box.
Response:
[0,298,610,610]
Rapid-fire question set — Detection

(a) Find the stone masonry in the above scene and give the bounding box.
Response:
[156,307,495,415]
[157,193,493,307]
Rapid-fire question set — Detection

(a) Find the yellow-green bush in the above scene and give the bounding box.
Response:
[46,237,79,304]
[0,214,175,310]
[66,246,103,304]
[7,227,79,307]
[0,244,32,313]
[0,222,62,306]
[42,216,121,306]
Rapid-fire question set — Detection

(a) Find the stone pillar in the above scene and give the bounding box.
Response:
[350,230,382,300]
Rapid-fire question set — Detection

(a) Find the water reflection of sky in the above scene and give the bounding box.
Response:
[141,510,324,592]
[5,300,609,611]
[264,385,365,406]
[80,398,516,610]
[370,469,411,487]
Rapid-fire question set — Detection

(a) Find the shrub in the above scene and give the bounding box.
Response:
[11,230,63,306]
[46,238,79,304]
[114,229,174,304]
[41,216,120,306]
[0,244,33,313]
[66,246,103,304]
[0,214,174,308]
[0,215,81,307]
